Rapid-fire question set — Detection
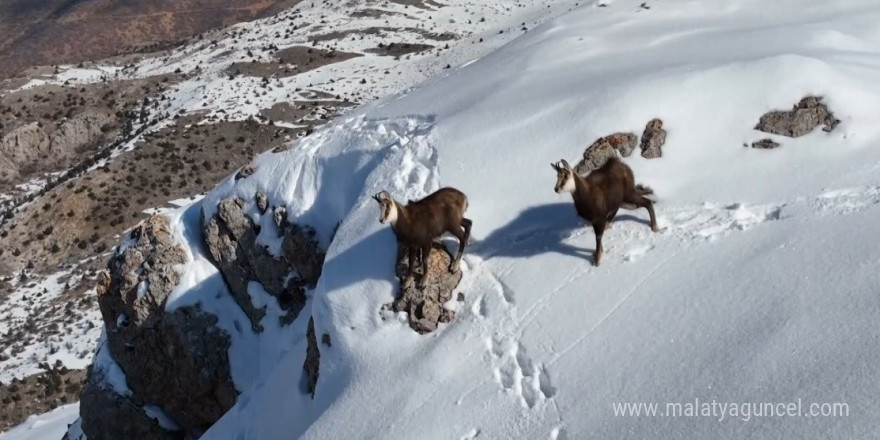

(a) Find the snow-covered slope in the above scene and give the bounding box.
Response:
[0,404,80,440]
[149,0,880,438]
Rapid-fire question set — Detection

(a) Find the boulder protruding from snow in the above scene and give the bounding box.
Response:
[388,243,460,334]
[89,215,238,439]
[755,96,840,137]
[640,118,666,159]
[751,138,781,149]
[80,367,183,440]
[203,196,324,331]
[574,133,637,175]
[303,317,320,397]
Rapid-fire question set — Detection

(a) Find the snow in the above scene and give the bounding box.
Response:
[0,404,81,440]
[0,0,863,437]
[177,0,880,438]
[0,268,102,382]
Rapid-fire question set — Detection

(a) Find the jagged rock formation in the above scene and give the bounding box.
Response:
[86,215,237,439]
[574,132,637,175]
[303,317,320,397]
[80,365,183,440]
[0,110,115,185]
[755,96,839,137]
[202,196,325,331]
[388,243,460,334]
[640,118,666,159]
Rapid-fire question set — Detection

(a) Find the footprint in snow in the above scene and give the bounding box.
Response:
[460,428,481,440]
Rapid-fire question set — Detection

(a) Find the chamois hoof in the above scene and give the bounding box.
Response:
[651,225,659,233]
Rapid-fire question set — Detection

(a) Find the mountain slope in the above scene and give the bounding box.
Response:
[185,0,880,438]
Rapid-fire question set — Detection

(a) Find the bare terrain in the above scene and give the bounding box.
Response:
[0,0,301,80]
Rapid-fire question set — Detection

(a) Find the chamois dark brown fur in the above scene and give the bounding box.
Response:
[373,187,472,289]
[552,157,657,265]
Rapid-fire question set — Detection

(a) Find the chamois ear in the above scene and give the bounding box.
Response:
[560,159,572,171]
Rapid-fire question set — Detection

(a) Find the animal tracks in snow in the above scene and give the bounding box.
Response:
[487,336,555,409]
[812,186,880,215]
[461,186,880,413]
[661,201,784,241]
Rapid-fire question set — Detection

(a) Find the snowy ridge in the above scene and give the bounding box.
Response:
[189,0,880,438]
[12,0,880,437]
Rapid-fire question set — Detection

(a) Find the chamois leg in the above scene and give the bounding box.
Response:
[418,244,431,290]
[606,208,619,229]
[625,193,658,232]
[592,220,606,266]
[448,218,473,273]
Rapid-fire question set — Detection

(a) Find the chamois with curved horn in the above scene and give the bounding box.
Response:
[551,157,657,265]
[372,188,472,289]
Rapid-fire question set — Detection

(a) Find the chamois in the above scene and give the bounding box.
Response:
[551,158,657,266]
[372,188,472,289]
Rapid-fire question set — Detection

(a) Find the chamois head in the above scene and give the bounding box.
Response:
[372,191,398,224]
[551,159,576,194]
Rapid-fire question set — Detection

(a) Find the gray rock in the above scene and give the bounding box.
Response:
[389,243,462,334]
[605,132,638,157]
[80,369,182,440]
[574,139,618,175]
[92,215,237,438]
[255,192,269,214]
[281,223,325,287]
[640,118,666,159]
[755,96,839,137]
[573,132,638,175]
[0,110,114,184]
[751,138,781,149]
[273,206,287,229]
[303,317,320,397]
[235,164,255,180]
[203,196,324,330]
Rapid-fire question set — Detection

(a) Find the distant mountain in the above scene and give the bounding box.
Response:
[0,0,299,79]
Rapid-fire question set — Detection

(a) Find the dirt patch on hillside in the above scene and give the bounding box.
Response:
[311,26,456,43]
[0,0,304,80]
[259,99,354,126]
[385,0,445,9]
[0,115,294,275]
[0,75,182,195]
[0,366,86,431]
[365,42,434,57]
[228,47,362,79]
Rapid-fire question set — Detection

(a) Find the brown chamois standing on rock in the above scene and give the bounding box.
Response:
[372,188,472,289]
[551,158,658,266]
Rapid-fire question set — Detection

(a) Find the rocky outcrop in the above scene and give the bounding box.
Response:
[80,367,182,440]
[303,317,320,397]
[203,196,324,331]
[0,110,114,184]
[640,118,666,159]
[603,132,638,157]
[387,243,460,334]
[88,215,237,439]
[755,96,839,137]
[574,132,637,175]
